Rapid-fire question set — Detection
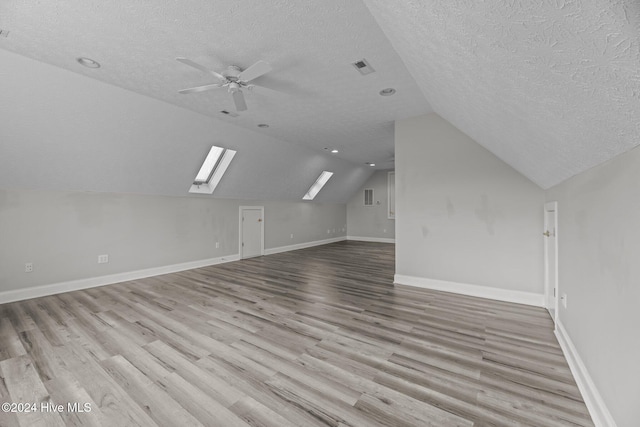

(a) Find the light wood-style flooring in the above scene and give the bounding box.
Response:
[0,241,593,426]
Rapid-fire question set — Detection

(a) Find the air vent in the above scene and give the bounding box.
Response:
[0,29,9,38]
[352,58,375,75]
[364,188,374,206]
[220,110,239,117]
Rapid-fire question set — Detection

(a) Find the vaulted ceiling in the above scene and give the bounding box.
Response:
[363,0,640,188]
[1,0,638,200]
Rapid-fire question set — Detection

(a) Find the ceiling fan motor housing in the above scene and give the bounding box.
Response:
[225,65,242,78]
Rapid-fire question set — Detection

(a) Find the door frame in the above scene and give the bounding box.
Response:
[543,201,559,325]
[239,206,264,259]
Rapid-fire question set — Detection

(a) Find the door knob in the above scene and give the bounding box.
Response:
[543,230,550,237]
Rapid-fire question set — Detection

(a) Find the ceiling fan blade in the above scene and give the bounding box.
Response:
[176,57,226,81]
[238,60,272,82]
[249,83,284,96]
[232,90,247,111]
[178,83,224,94]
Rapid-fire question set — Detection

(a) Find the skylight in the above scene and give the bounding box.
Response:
[303,171,333,200]
[189,145,236,194]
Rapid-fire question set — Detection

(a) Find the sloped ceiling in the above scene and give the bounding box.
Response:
[362,0,640,189]
[1,1,639,199]
[0,0,430,171]
[0,49,371,203]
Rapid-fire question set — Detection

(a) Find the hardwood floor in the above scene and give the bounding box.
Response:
[0,241,593,426]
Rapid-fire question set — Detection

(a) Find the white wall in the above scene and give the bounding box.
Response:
[0,188,346,296]
[394,114,545,302]
[347,170,395,242]
[546,146,640,427]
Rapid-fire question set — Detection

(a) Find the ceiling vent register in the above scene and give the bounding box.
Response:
[352,58,375,75]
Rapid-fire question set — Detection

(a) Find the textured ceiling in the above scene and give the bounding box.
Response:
[0,0,431,170]
[0,49,372,203]
[362,0,640,188]
[2,0,639,197]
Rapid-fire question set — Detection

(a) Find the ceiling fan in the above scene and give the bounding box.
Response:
[176,57,273,112]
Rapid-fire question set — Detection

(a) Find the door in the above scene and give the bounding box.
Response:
[544,201,558,323]
[240,207,264,259]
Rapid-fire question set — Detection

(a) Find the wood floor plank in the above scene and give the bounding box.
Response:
[265,373,389,427]
[196,355,330,427]
[142,340,245,408]
[60,347,159,427]
[100,355,203,427]
[0,241,594,426]
[0,355,66,427]
[0,318,27,361]
[0,360,21,427]
[228,396,300,427]
[44,374,107,427]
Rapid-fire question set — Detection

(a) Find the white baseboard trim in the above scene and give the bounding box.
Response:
[555,321,617,427]
[347,236,395,244]
[264,236,346,256]
[0,254,240,305]
[394,274,544,307]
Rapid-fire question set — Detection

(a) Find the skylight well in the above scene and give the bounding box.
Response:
[189,145,236,194]
[303,171,333,200]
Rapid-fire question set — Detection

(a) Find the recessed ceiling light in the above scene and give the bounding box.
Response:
[258,124,269,128]
[379,88,396,96]
[76,57,100,68]
[331,149,339,154]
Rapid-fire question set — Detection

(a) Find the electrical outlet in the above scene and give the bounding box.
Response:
[98,254,109,264]
[383,229,387,233]
[290,233,294,239]
[327,229,330,234]
[215,242,220,249]
[561,293,568,309]
[25,262,33,273]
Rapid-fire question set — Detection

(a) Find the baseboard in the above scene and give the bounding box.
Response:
[393,274,545,307]
[0,236,350,305]
[0,254,240,305]
[264,236,346,256]
[555,321,617,427]
[347,236,395,244]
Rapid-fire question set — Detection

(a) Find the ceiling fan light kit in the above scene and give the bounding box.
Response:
[176,57,273,112]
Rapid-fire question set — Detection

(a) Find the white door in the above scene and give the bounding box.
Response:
[240,207,263,259]
[544,201,558,323]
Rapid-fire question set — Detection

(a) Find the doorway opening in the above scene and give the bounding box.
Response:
[544,201,558,324]
[239,206,264,259]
